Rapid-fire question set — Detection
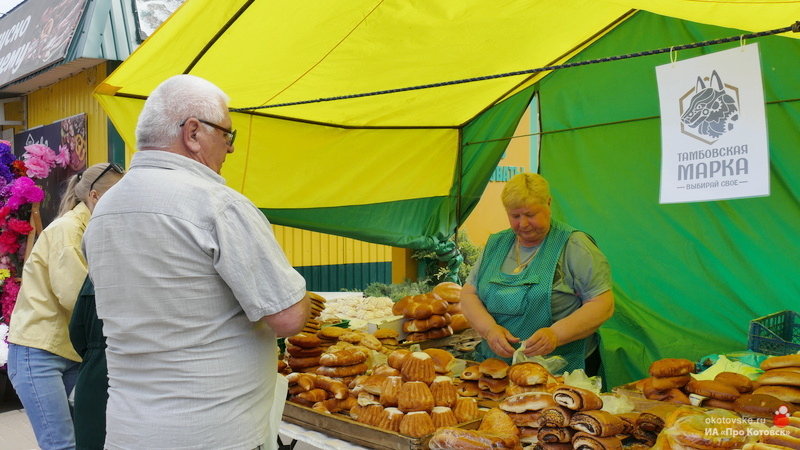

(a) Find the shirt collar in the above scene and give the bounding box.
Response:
[129,150,227,186]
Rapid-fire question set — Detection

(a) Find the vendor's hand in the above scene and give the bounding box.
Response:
[485,324,520,358]
[523,327,558,357]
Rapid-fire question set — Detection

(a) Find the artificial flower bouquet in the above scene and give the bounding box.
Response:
[0,139,70,368]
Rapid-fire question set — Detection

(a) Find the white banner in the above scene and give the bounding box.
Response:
[656,43,769,204]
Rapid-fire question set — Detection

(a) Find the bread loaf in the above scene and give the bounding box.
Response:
[650,374,691,390]
[318,347,368,367]
[287,332,323,349]
[761,354,800,371]
[757,369,800,387]
[432,282,462,303]
[499,392,557,413]
[753,385,800,403]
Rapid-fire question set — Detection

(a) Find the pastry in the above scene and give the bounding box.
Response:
[376,407,404,432]
[432,281,462,303]
[399,411,436,438]
[753,385,800,403]
[538,426,574,443]
[400,351,437,384]
[570,410,626,437]
[478,407,520,435]
[318,347,368,367]
[460,365,482,381]
[397,381,435,413]
[430,375,458,408]
[553,386,603,411]
[479,357,510,379]
[423,348,456,373]
[387,349,412,370]
[453,396,479,423]
[507,362,550,386]
[685,379,741,402]
[541,405,574,427]
[456,380,480,397]
[734,393,796,419]
[315,362,368,378]
[428,427,520,449]
[757,369,800,387]
[431,406,459,428]
[761,354,800,371]
[648,358,695,377]
[287,332,323,349]
[500,391,557,413]
[478,375,509,394]
[379,375,403,407]
[650,374,691,390]
[572,431,623,449]
[715,371,754,393]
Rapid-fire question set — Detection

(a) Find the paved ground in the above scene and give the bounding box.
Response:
[0,386,38,450]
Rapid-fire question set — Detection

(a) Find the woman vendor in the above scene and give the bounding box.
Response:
[461,172,614,375]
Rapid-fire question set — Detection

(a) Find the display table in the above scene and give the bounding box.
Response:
[278,420,371,450]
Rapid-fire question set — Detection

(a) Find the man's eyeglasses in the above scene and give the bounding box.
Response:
[180,118,236,146]
[90,163,124,192]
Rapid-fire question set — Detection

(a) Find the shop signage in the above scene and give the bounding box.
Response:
[655,44,769,203]
[13,113,87,227]
[0,0,88,87]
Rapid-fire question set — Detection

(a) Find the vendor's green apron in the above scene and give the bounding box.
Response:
[474,220,587,373]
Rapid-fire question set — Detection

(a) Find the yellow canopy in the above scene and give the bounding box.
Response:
[95,0,800,248]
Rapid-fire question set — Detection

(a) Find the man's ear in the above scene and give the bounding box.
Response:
[182,119,203,155]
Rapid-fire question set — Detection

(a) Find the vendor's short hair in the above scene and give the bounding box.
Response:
[501,173,550,209]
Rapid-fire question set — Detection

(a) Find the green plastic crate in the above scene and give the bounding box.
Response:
[748,310,800,356]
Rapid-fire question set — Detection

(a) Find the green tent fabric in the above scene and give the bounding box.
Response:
[537,11,800,388]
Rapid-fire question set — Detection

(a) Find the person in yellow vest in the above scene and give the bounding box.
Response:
[7,162,123,450]
[461,172,614,375]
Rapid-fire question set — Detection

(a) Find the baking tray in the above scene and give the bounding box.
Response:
[282,401,480,450]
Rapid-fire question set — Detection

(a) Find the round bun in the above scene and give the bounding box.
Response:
[423,348,456,373]
[449,313,470,332]
[460,365,482,381]
[479,357,510,379]
[479,376,510,394]
[373,328,399,339]
[456,380,480,397]
[387,349,412,370]
[287,332,323,349]
[317,326,347,340]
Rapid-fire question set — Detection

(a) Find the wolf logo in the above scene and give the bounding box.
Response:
[680,70,739,139]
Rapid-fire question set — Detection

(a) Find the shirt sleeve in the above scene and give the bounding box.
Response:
[560,232,612,301]
[213,200,307,321]
[49,243,88,313]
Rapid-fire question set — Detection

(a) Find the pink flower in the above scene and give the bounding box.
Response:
[6,177,45,210]
[1,277,21,325]
[23,157,51,179]
[23,144,59,179]
[55,145,71,168]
